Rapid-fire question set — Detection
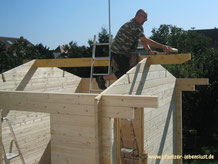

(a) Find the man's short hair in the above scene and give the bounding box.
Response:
[135,9,147,17]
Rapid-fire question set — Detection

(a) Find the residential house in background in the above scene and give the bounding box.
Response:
[53,45,67,58]
[191,28,218,50]
[0,36,32,49]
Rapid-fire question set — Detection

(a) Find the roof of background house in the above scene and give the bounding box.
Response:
[197,28,218,50]
[54,45,67,53]
[190,28,218,49]
[192,28,218,41]
[0,36,32,45]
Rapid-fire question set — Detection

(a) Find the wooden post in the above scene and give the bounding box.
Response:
[176,90,182,164]
[94,96,101,164]
[1,74,5,82]
[0,109,2,164]
[115,118,121,164]
[138,108,144,164]
[175,78,209,164]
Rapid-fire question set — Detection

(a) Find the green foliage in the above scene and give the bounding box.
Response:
[151,25,217,80]
[35,43,54,59]
[96,27,110,57]
[7,39,40,59]
[0,40,54,73]
[183,146,218,164]
[98,27,110,43]
[0,43,21,73]
[62,41,91,58]
[61,27,110,77]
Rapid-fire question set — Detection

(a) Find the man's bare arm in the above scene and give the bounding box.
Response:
[140,36,178,54]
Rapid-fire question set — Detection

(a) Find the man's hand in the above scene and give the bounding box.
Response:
[162,46,171,54]
[149,50,159,55]
[163,46,178,54]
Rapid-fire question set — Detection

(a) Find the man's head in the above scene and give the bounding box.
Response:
[134,9,148,25]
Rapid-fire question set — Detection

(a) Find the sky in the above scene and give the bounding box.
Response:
[1,0,218,50]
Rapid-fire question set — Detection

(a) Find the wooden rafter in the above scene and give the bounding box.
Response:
[145,53,191,64]
[34,57,108,68]
[176,78,209,91]
[34,53,191,68]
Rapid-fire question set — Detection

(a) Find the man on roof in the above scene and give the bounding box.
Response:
[96,9,177,90]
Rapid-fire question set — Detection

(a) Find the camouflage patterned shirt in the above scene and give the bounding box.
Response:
[111,19,145,55]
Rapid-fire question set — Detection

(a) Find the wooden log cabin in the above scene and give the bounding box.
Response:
[0,54,208,164]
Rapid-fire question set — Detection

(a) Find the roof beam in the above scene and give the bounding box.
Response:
[34,57,108,68]
[177,78,209,85]
[176,78,209,91]
[143,53,191,64]
[34,53,191,68]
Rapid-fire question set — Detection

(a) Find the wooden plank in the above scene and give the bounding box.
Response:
[176,78,209,85]
[22,149,51,164]
[104,76,175,95]
[0,63,81,92]
[141,53,191,64]
[115,118,121,164]
[51,150,96,164]
[50,106,100,164]
[94,97,101,164]
[176,78,209,91]
[7,129,50,146]
[2,120,50,139]
[139,108,144,164]
[15,63,37,91]
[0,91,97,113]
[176,90,182,164]
[127,70,168,82]
[101,106,134,119]
[51,125,96,144]
[34,53,190,68]
[101,94,158,108]
[35,57,108,68]
[176,85,195,91]
[0,91,151,118]
[102,57,176,95]
[128,60,165,74]
[51,134,97,149]
[51,113,97,128]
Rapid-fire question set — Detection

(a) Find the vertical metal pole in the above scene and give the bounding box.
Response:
[108,0,112,63]
[108,0,111,38]
[89,35,97,93]
[107,0,112,87]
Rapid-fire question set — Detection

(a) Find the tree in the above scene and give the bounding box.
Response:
[0,43,21,73]
[35,43,54,59]
[61,27,110,77]
[63,41,90,58]
[60,41,92,77]
[96,27,110,57]
[0,40,54,73]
